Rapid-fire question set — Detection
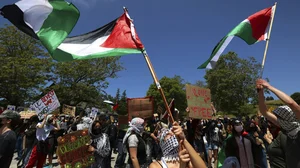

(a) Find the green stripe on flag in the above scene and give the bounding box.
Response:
[37,0,79,54]
[228,21,258,45]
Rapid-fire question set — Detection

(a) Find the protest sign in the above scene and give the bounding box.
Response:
[7,105,16,111]
[186,84,212,119]
[30,90,60,120]
[90,107,98,118]
[20,111,36,119]
[56,129,94,168]
[127,97,154,121]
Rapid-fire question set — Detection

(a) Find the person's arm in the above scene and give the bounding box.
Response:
[53,118,60,131]
[181,139,206,168]
[257,79,300,119]
[37,115,47,128]
[257,87,279,126]
[172,122,206,168]
[129,147,140,168]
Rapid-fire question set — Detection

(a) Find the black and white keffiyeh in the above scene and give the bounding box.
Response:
[158,128,179,162]
[273,105,300,139]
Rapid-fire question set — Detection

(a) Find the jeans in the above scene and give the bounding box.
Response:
[16,135,23,158]
[115,139,127,168]
[22,147,33,168]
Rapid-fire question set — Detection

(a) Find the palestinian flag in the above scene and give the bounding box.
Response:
[53,9,144,61]
[198,5,275,69]
[0,0,80,54]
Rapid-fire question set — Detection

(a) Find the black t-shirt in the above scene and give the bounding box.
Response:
[0,130,17,168]
[267,132,286,168]
[285,132,300,168]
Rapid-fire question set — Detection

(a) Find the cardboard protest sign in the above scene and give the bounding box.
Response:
[90,107,99,118]
[63,104,76,117]
[20,111,37,119]
[186,84,212,119]
[127,97,154,121]
[56,129,94,168]
[118,115,128,125]
[30,90,60,120]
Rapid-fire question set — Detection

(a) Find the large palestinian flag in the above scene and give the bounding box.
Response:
[53,10,144,61]
[198,5,275,69]
[0,0,80,54]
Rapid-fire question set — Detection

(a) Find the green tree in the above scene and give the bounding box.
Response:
[118,90,127,115]
[114,88,121,103]
[291,92,300,104]
[0,25,52,106]
[204,52,261,114]
[194,80,207,88]
[48,58,124,106]
[146,75,187,117]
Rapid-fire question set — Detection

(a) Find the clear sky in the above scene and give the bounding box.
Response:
[1,0,299,99]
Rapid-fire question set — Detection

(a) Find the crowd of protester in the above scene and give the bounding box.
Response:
[0,79,300,168]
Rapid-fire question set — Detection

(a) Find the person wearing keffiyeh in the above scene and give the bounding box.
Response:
[88,120,111,168]
[257,79,300,168]
[122,117,148,168]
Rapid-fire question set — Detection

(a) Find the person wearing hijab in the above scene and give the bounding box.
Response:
[87,120,111,168]
[123,117,147,168]
[257,79,300,168]
[25,114,60,168]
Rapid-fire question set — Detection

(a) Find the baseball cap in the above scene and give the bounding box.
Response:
[0,110,21,120]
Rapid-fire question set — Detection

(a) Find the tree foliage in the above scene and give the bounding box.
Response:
[0,25,52,106]
[48,58,124,106]
[204,52,261,114]
[265,96,274,101]
[146,75,187,116]
[117,90,128,115]
[291,92,300,104]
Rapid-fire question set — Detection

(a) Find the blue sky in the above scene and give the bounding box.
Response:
[1,0,300,99]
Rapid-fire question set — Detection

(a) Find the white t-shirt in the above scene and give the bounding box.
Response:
[128,134,139,148]
[36,123,55,141]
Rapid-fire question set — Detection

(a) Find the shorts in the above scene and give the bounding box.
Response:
[207,142,218,150]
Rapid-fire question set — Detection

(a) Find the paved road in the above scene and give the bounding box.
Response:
[10,152,119,168]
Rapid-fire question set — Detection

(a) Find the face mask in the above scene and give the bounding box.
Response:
[234,125,243,133]
[217,124,221,127]
[93,129,101,135]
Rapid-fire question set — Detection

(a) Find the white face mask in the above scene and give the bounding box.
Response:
[234,125,243,133]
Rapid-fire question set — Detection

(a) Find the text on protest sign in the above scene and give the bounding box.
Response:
[31,90,60,120]
[186,84,212,119]
[56,130,94,168]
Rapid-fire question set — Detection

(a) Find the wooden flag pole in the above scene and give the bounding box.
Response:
[141,50,176,123]
[124,7,185,167]
[260,2,277,78]
[142,50,186,168]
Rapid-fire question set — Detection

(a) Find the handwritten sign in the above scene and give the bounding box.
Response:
[127,97,154,121]
[30,90,60,120]
[186,84,212,119]
[20,111,36,119]
[57,130,94,168]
